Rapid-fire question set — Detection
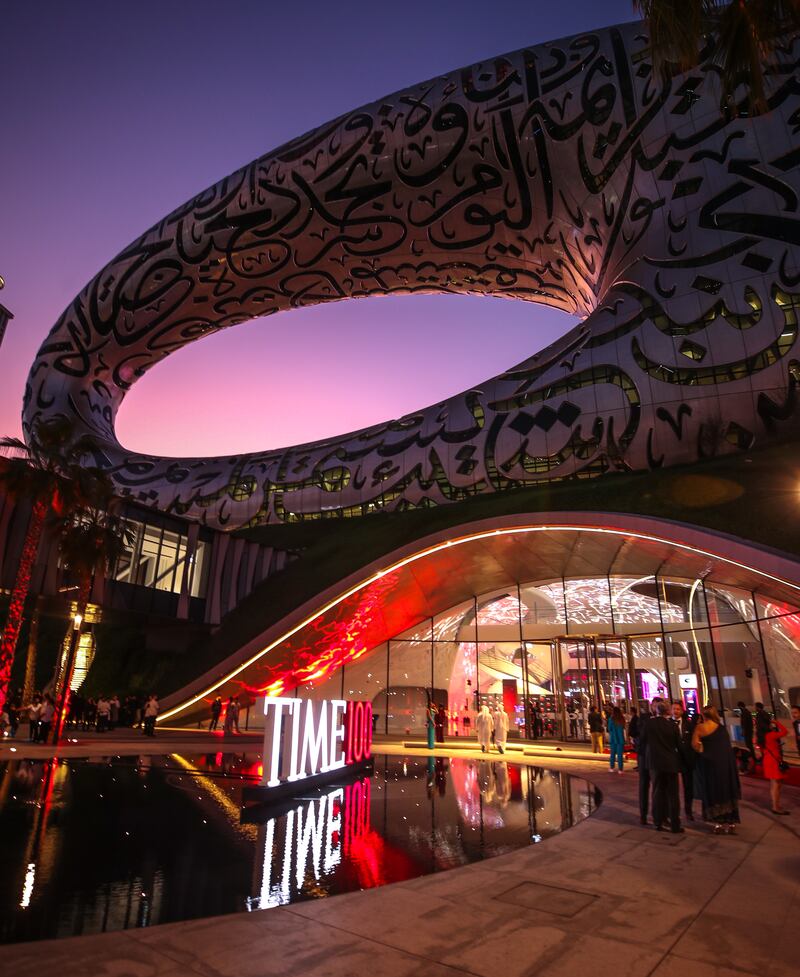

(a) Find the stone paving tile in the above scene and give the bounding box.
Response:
[127,909,466,977]
[432,870,695,954]
[674,912,796,977]
[435,918,572,977]
[1,929,180,977]
[494,880,597,917]
[651,956,766,977]
[285,884,495,964]
[533,934,665,977]
[670,851,799,977]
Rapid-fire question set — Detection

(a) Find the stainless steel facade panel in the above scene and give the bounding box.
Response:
[21,22,800,529]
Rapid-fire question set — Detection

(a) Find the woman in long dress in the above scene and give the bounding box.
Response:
[692,704,741,834]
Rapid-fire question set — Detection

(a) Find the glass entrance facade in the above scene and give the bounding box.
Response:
[292,574,800,751]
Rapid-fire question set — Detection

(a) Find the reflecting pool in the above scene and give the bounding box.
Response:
[0,753,600,943]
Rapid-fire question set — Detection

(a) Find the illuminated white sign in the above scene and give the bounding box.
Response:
[261,697,372,788]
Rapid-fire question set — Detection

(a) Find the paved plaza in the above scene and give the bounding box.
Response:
[2,731,798,977]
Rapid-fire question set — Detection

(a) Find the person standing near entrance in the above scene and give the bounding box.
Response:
[38,694,55,744]
[425,698,436,750]
[637,697,661,824]
[672,700,697,820]
[567,702,578,739]
[224,695,240,735]
[435,703,447,743]
[528,703,540,740]
[588,706,604,754]
[143,694,159,736]
[607,706,626,773]
[737,701,755,768]
[26,695,42,742]
[762,718,790,815]
[692,704,741,833]
[493,706,509,754]
[649,701,683,833]
[476,704,493,753]
[209,696,222,731]
[755,702,772,749]
[96,696,111,733]
[628,709,640,763]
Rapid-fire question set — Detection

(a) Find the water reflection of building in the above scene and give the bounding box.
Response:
[247,756,596,911]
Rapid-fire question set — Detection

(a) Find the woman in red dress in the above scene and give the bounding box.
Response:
[762,719,790,815]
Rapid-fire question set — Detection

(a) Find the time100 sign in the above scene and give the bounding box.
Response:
[261,697,373,787]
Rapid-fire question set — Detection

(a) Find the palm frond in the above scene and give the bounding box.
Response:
[634,0,708,72]
[636,0,800,113]
[0,435,30,455]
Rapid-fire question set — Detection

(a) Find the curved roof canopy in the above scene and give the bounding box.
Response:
[160,514,800,725]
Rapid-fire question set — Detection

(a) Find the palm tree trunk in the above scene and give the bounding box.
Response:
[0,496,48,705]
[22,604,40,703]
[52,574,92,744]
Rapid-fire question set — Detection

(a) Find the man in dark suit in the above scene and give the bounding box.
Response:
[671,700,697,820]
[637,697,662,824]
[648,701,683,833]
[755,702,773,751]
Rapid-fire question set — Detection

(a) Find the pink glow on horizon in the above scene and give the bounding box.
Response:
[114,295,572,457]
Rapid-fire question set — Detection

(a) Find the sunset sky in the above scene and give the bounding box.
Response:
[1,0,632,456]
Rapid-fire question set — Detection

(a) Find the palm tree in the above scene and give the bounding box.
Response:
[634,0,800,112]
[50,484,135,742]
[0,418,98,707]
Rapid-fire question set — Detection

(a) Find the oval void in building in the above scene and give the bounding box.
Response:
[115,294,573,457]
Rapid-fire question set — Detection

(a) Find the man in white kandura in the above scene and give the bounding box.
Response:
[493,706,509,754]
[476,705,494,753]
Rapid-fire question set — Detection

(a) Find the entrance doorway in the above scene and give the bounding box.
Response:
[486,633,656,743]
[553,635,642,742]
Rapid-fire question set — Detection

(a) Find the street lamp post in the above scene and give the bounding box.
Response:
[51,613,82,745]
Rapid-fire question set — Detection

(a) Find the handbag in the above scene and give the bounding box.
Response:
[766,742,789,773]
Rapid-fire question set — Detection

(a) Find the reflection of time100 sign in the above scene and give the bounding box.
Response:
[261,697,373,787]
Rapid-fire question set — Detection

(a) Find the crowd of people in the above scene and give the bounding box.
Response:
[630,697,793,834]
[0,688,161,739]
[417,693,795,830]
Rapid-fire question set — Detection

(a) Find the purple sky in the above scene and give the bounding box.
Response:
[1,0,633,456]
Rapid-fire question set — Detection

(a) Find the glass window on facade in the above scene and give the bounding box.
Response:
[520,580,565,636]
[607,575,663,634]
[657,576,709,630]
[663,628,712,712]
[291,573,800,755]
[563,578,613,632]
[111,518,208,598]
[432,599,474,641]
[755,596,800,719]
[342,642,388,733]
[709,620,771,715]
[433,640,471,737]
[387,640,432,736]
